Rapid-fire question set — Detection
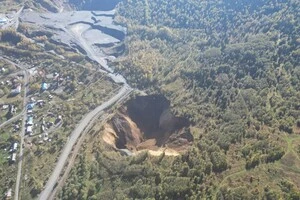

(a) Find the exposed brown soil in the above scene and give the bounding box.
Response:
[102,95,193,153]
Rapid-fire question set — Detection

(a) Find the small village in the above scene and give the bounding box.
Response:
[0,52,119,199]
[1,69,66,155]
[0,60,69,199]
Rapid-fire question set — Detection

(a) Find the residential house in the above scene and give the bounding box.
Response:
[10,85,21,95]
[12,142,18,152]
[27,116,33,126]
[6,188,12,199]
[0,17,7,26]
[36,100,45,107]
[11,153,16,162]
[0,67,6,73]
[27,103,35,110]
[1,104,9,110]
[27,103,34,114]
[41,82,48,91]
[8,105,16,114]
[26,126,32,135]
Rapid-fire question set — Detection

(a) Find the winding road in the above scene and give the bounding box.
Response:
[2,6,133,200]
[38,85,132,200]
[37,9,132,200]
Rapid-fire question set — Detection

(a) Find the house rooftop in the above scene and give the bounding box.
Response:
[41,82,48,91]
[0,17,8,23]
[27,103,35,110]
[6,188,12,198]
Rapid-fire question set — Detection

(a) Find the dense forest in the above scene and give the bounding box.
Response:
[61,0,300,199]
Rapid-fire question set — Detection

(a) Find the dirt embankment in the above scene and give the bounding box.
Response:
[102,95,193,155]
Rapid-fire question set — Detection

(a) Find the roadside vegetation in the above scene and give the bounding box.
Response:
[0,123,20,198]
[61,0,300,199]
[18,50,119,200]
[0,24,120,199]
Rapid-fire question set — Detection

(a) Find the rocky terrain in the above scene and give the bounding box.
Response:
[20,9,125,57]
[103,95,193,153]
[69,0,122,11]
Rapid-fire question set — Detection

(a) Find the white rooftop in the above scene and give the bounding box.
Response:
[0,17,7,23]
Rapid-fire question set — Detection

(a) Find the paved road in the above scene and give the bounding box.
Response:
[48,88,132,200]
[38,85,132,200]
[38,9,133,200]
[2,7,131,200]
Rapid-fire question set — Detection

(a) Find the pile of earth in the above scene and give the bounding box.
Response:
[102,95,193,154]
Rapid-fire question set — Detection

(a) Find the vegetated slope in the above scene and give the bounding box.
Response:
[115,0,300,145]
[61,0,300,199]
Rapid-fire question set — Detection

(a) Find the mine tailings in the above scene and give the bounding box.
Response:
[104,95,193,152]
[69,0,122,11]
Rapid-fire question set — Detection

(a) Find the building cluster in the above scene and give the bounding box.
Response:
[43,71,65,92]
[0,76,23,96]
[1,104,18,119]
[26,101,35,136]
[25,96,62,140]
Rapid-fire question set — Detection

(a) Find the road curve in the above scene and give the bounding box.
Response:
[38,9,132,200]
[38,85,131,200]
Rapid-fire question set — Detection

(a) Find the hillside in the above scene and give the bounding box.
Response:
[58,0,300,199]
